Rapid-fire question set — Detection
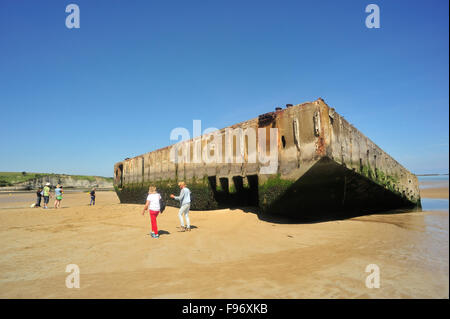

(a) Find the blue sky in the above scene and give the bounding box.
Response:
[0,0,448,177]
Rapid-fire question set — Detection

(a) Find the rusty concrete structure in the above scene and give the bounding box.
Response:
[114,98,421,218]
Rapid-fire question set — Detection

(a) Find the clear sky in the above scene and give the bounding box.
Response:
[0,0,448,177]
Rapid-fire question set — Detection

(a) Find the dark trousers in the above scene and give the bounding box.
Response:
[36,196,41,207]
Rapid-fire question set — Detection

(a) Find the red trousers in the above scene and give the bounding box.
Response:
[149,210,159,234]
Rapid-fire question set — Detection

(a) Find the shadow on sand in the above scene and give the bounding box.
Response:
[232,206,418,225]
[175,225,199,232]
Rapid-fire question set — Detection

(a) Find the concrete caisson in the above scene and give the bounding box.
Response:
[114,98,421,217]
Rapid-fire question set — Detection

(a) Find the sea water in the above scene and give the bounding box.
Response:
[418,175,449,211]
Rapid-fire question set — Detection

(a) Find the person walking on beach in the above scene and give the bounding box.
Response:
[54,184,63,209]
[89,188,96,206]
[170,182,191,232]
[142,186,162,238]
[35,187,43,208]
[42,183,51,209]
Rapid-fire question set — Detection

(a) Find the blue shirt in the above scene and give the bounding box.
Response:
[174,187,191,206]
[55,188,62,196]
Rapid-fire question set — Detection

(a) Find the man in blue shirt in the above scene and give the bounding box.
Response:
[170,182,191,231]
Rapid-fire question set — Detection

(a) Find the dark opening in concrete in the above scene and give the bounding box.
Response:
[208,175,259,208]
[116,164,123,188]
[232,176,244,192]
[247,175,259,206]
[219,178,229,193]
[208,176,217,191]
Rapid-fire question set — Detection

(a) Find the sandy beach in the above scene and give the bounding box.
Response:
[0,183,448,299]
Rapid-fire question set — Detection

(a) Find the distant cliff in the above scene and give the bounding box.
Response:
[0,172,113,191]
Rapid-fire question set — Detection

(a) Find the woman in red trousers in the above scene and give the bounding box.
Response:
[142,186,161,239]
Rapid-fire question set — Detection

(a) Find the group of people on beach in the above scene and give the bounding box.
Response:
[34,182,62,209]
[33,180,189,238]
[142,181,191,239]
[34,184,96,209]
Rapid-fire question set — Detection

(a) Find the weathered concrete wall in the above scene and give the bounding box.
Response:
[114,98,421,216]
[324,103,420,205]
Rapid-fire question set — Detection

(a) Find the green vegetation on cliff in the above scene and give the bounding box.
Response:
[0,172,113,187]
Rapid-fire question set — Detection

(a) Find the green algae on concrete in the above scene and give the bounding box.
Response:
[114,177,219,210]
[258,174,295,212]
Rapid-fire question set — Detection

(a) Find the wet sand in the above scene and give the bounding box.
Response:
[0,186,448,299]
[420,187,448,199]
[419,177,449,199]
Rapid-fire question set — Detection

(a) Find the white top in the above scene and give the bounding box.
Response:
[146,193,161,211]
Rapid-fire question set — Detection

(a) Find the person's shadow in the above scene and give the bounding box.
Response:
[175,225,198,232]
[158,230,170,236]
